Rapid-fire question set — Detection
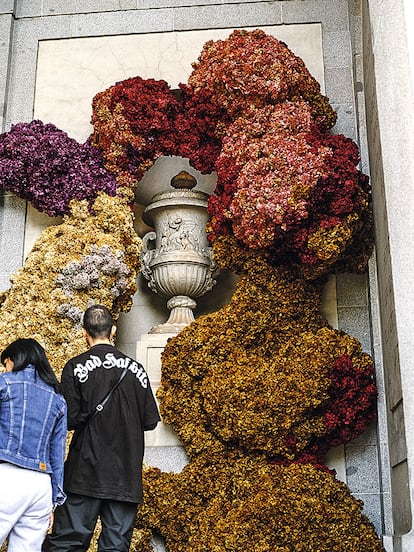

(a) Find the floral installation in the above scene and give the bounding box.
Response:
[90,30,373,280]
[0,193,140,376]
[0,27,383,552]
[0,120,117,217]
[130,31,378,551]
[136,454,384,552]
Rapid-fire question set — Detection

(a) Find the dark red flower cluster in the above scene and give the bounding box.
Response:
[91,77,226,188]
[179,84,228,173]
[266,349,377,466]
[306,134,370,224]
[91,77,190,186]
[278,351,378,465]
[324,353,378,446]
[288,133,372,272]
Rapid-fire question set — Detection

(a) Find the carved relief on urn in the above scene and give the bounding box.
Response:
[141,170,218,333]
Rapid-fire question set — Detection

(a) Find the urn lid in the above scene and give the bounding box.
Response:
[170,170,197,190]
[134,156,216,206]
[142,170,210,227]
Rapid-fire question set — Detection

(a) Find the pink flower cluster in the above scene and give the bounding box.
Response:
[208,101,371,275]
[188,29,337,128]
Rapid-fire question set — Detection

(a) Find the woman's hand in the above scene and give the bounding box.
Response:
[48,511,54,531]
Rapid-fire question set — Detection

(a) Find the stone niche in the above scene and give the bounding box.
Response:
[26,23,346,479]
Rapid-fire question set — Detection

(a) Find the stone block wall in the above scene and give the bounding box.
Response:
[361,0,414,549]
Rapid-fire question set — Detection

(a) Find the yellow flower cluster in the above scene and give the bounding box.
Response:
[308,213,359,262]
[0,193,141,375]
[158,246,373,460]
[137,454,384,551]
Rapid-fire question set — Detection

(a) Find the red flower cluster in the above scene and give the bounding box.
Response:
[91,77,226,188]
[90,29,372,278]
[91,77,188,186]
[324,353,378,446]
[282,350,377,465]
[179,84,228,173]
[276,350,378,465]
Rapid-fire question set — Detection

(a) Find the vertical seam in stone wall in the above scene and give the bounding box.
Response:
[0,13,15,132]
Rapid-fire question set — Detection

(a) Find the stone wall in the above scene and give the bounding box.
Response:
[0,0,397,544]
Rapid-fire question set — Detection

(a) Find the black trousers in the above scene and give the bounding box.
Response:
[42,492,138,552]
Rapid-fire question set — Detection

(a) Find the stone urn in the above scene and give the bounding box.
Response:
[141,170,218,333]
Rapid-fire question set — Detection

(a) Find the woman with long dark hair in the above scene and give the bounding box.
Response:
[0,338,67,552]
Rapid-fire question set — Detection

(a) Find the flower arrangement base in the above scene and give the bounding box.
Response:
[138,245,383,551]
[136,454,385,552]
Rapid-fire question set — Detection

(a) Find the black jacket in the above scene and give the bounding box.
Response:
[62,343,160,503]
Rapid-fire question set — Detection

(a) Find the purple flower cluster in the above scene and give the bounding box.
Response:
[0,120,117,217]
[55,245,130,297]
[56,304,84,325]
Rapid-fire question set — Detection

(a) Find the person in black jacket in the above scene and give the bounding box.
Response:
[43,304,160,552]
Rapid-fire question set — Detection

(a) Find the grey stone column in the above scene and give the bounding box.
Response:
[0,1,14,132]
[363,0,414,550]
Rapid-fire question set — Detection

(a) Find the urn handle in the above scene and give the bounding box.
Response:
[141,231,157,287]
[142,231,156,252]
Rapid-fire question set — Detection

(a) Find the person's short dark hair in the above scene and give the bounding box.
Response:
[83,304,113,339]
[1,338,61,393]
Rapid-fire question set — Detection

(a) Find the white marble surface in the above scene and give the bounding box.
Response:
[136,333,182,448]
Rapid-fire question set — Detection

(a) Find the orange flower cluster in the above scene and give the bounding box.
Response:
[137,237,382,550]
[137,454,384,551]
[188,29,336,127]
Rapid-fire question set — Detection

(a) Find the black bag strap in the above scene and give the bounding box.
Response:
[92,365,128,417]
[70,366,128,448]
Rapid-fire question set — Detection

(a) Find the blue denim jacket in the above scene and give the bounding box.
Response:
[0,365,67,506]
